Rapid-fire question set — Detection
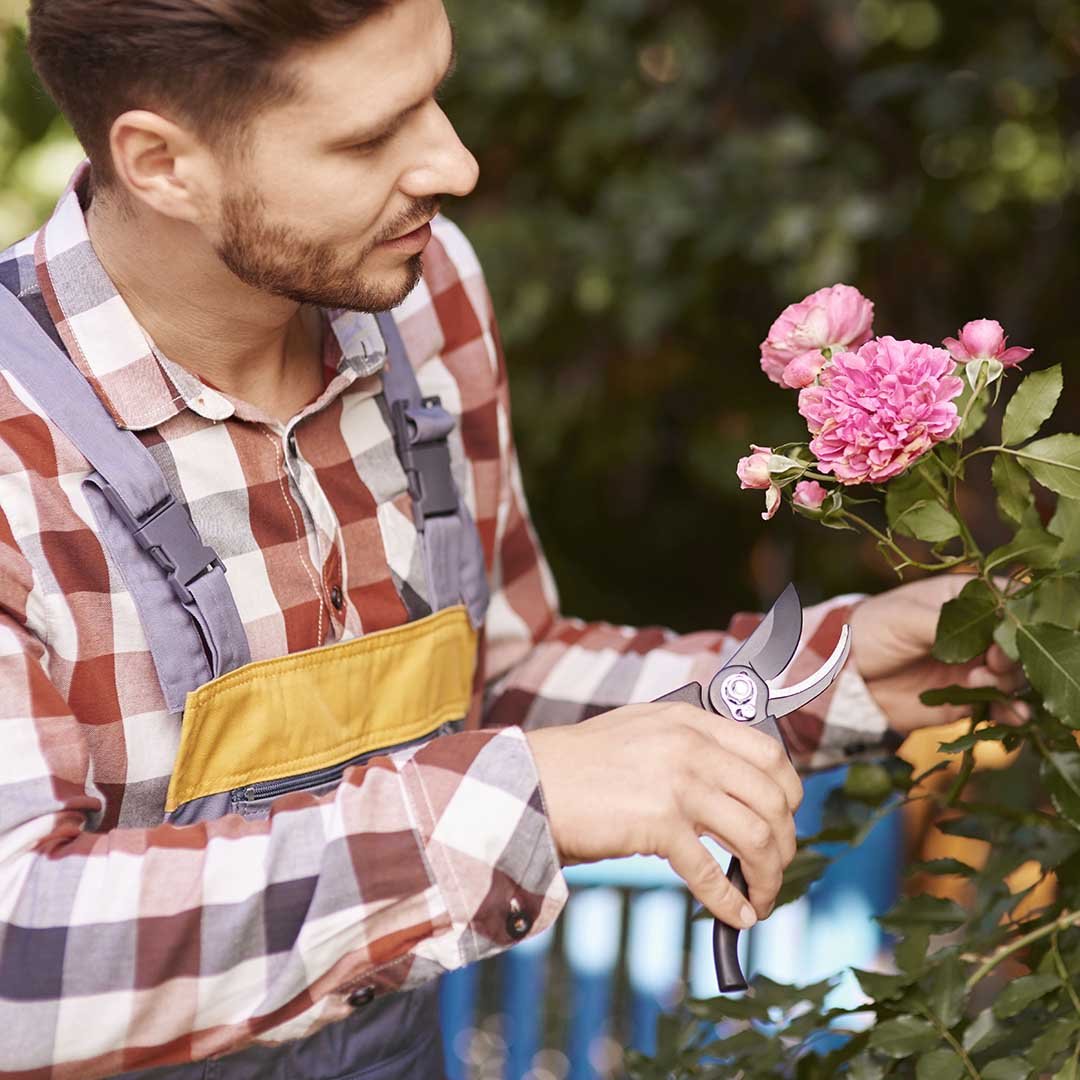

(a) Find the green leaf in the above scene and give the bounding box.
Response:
[1030,576,1080,631]
[993,972,1062,1019]
[939,725,1014,753]
[1002,364,1063,446]
[986,526,1062,572]
[993,454,1037,526]
[932,579,999,664]
[1027,1018,1080,1070]
[879,895,967,933]
[849,1054,888,1080]
[1015,434,1080,499]
[776,847,830,906]
[925,955,966,1028]
[1017,624,1080,725]
[1050,497,1080,558]
[912,857,977,878]
[921,685,1009,708]
[1053,1055,1080,1080]
[1040,750,1080,830]
[893,500,963,543]
[963,1006,1006,1054]
[896,925,933,974]
[868,1016,940,1057]
[844,763,895,805]
[981,1058,1033,1080]
[853,967,917,1002]
[916,1049,965,1080]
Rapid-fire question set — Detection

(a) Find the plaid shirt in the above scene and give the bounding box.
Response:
[0,164,889,1078]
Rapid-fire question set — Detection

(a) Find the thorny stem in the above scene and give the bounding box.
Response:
[838,510,969,573]
[966,909,1080,990]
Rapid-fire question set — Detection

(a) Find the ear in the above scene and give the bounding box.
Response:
[108,109,218,224]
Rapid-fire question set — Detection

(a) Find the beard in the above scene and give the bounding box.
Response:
[215,189,440,313]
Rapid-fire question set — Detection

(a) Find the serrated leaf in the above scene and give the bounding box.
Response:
[868,1016,940,1057]
[933,579,999,664]
[986,526,1062,572]
[1028,1018,1080,1070]
[993,454,1037,526]
[916,1049,965,1080]
[1030,576,1080,630]
[1017,624,1080,725]
[982,1058,1033,1080]
[993,972,1062,1019]
[776,848,831,907]
[1040,750,1080,831]
[1015,435,1080,499]
[963,1006,1005,1054]
[1050,497,1080,558]
[849,1054,887,1080]
[893,500,963,543]
[1002,364,1063,446]
[853,967,916,1002]
[896,925,932,974]
[925,955,966,1028]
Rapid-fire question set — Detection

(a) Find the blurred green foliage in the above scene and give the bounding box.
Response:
[1,0,1078,628]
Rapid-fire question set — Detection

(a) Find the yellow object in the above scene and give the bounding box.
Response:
[165,605,477,812]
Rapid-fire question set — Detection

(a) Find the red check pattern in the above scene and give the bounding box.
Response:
[0,164,888,1078]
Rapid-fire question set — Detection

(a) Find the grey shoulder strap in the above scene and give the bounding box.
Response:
[376,311,490,629]
[0,286,250,713]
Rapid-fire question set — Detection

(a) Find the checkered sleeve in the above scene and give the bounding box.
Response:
[0,542,564,1077]
[471,291,891,773]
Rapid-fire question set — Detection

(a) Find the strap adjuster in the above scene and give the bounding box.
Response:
[391,397,459,526]
[99,486,222,603]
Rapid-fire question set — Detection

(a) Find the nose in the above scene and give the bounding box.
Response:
[399,103,479,200]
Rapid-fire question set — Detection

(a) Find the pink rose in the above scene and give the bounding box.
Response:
[736,445,773,490]
[793,480,828,511]
[798,337,964,485]
[943,319,1033,369]
[760,284,875,389]
[736,445,782,520]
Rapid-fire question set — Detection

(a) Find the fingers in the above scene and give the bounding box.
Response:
[673,704,803,811]
[680,782,791,918]
[666,832,758,929]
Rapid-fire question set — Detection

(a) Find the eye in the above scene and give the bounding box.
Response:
[353,132,393,154]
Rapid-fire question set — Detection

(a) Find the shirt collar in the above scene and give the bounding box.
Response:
[35,161,388,432]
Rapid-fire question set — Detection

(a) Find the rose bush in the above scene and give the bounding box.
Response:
[632,287,1080,1080]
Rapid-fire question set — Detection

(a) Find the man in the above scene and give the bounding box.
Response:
[0,1,1022,1077]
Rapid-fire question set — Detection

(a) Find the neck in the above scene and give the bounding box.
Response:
[85,194,323,423]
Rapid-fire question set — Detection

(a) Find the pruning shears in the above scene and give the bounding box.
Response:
[654,584,852,993]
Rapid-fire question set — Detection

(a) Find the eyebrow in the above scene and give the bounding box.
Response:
[329,27,459,149]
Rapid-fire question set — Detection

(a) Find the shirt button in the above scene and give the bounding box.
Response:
[506,899,533,942]
[330,586,345,612]
[347,985,375,1009]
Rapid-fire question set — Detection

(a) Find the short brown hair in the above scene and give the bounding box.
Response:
[27,0,393,184]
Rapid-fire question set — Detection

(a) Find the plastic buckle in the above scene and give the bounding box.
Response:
[100,486,222,603]
[391,397,459,527]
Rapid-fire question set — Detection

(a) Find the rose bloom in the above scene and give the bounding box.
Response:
[793,480,828,511]
[943,319,1033,369]
[798,337,964,485]
[760,284,875,389]
[736,445,782,520]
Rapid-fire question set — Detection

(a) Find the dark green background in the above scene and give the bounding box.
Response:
[3,0,1078,629]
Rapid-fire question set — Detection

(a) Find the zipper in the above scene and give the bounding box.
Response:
[233,722,461,805]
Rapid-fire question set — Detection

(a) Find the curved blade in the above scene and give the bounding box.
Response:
[725,583,804,681]
[768,625,852,718]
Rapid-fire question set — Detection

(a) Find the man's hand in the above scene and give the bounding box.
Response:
[527,703,801,930]
[850,575,1029,735]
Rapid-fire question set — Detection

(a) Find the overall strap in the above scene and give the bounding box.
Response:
[0,287,250,713]
[376,312,490,629]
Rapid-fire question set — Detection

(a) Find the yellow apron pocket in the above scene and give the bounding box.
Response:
[165,605,477,813]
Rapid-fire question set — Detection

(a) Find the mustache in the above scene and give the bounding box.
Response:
[376,198,442,244]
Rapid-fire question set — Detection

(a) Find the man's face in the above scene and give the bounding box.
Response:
[211,0,477,313]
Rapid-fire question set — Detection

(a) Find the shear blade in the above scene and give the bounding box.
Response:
[725,583,804,682]
[767,625,852,718]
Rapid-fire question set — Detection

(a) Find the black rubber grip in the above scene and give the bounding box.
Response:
[713,857,750,992]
